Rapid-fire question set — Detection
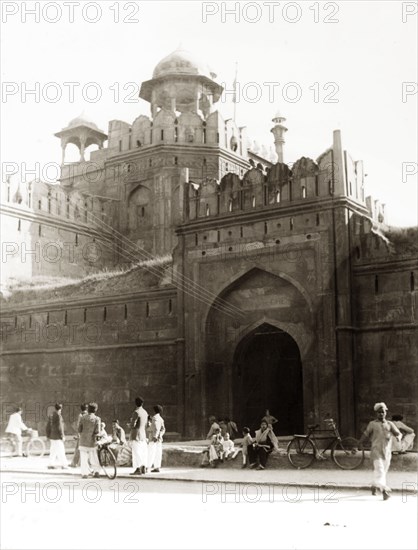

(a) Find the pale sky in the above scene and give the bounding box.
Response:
[1,0,417,226]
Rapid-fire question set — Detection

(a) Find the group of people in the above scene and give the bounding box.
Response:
[41,401,125,478]
[71,397,165,477]
[4,401,416,497]
[4,397,166,479]
[204,410,280,470]
[204,404,416,501]
[69,402,129,478]
[69,397,166,477]
[127,397,165,476]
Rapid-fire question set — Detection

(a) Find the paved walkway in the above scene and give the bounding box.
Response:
[1,456,416,493]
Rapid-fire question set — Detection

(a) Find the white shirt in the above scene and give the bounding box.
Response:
[222,439,234,452]
[6,412,28,435]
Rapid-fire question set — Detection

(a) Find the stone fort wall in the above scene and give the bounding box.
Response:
[1,133,416,440]
[0,284,180,437]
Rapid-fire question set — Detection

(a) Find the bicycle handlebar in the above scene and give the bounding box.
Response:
[307,420,337,432]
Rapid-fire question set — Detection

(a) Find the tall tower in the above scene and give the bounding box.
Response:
[271,110,288,163]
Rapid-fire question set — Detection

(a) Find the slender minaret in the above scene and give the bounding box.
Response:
[233,61,238,124]
[271,110,288,163]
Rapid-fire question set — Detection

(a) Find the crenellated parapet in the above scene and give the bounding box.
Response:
[1,177,119,289]
[365,196,386,224]
[186,146,366,221]
[350,210,418,266]
[1,177,118,229]
[105,108,249,158]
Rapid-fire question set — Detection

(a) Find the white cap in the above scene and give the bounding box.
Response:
[373,402,388,412]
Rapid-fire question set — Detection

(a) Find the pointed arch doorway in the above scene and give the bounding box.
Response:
[232,323,304,435]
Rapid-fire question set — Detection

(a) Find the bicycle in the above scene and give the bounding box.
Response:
[97,441,117,479]
[287,419,364,470]
[0,429,46,458]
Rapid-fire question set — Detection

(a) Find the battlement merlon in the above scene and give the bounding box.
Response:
[184,129,371,221]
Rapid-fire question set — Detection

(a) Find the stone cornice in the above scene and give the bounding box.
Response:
[353,258,418,274]
[106,144,251,167]
[337,323,418,332]
[177,197,369,234]
[0,339,177,355]
[0,204,113,240]
[0,286,177,314]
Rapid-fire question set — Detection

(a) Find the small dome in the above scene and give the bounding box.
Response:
[67,113,99,131]
[272,109,286,123]
[153,47,216,80]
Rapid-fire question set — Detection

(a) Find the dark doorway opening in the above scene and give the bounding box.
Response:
[233,323,303,435]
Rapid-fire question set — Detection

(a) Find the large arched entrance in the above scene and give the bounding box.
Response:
[232,323,304,435]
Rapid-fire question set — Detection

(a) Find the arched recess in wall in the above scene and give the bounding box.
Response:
[127,184,151,230]
[205,266,313,357]
[202,267,315,430]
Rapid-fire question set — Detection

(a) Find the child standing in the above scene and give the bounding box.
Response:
[241,427,253,468]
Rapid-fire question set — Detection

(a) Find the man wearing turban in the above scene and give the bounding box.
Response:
[357,403,402,500]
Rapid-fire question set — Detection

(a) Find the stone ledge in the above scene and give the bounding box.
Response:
[161,445,418,472]
[30,438,418,472]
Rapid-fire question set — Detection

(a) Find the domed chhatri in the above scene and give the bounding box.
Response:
[140,47,223,117]
[67,114,99,131]
[272,109,286,124]
[55,112,107,164]
[152,47,217,80]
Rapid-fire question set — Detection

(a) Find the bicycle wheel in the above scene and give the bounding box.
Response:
[0,439,14,457]
[287,437,316,469]
[332,437,364,470]
[27,438,46,458]
[98,446,117,479]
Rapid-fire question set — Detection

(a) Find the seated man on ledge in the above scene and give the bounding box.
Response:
[391,415,415,454]
[109,419,127,459]
[248,420,279,470]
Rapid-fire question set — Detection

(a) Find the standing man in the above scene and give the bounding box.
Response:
[78,402,101,479]
[358,402,402,500]
[147,405,166,473]
[46,403,68,469]
[129,396,148,475]
[70,403,88,468]
[5,406,28,457]
[262,409,278,427]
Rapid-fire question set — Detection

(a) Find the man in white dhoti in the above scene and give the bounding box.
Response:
[358,402,402,500]
[147,405,166,473]
[129,396,148,475]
